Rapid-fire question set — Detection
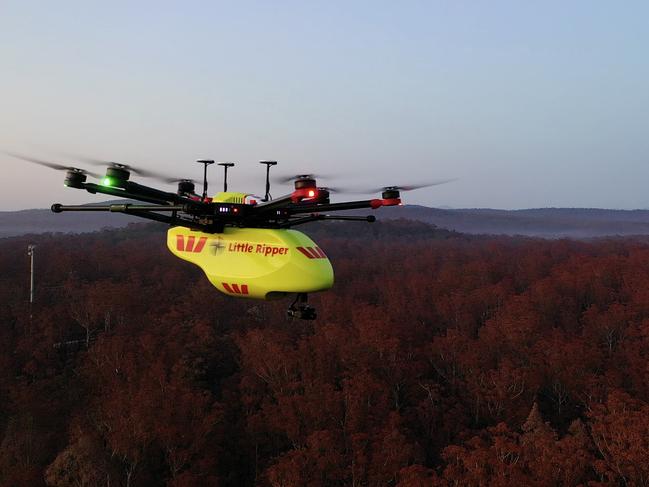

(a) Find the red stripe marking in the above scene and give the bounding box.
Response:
[296,247,314,259]
[193,237,207,253]
[314,247,327,258]
[176,235,185,251]
[232,284,241,294]
[222,283,234,293]
[186,236,196,252]
[305,247,321,259]
[241,284,249,295]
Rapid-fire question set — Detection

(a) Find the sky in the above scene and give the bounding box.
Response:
[1,0,648,210]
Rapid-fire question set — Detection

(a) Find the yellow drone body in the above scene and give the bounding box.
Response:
[166,225,334,300]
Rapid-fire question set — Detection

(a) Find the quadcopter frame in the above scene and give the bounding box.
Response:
[50,165,400,233]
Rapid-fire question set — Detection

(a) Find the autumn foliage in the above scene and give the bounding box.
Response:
[1,220,649,486]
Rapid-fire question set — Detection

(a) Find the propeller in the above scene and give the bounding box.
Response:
[61,153,187,184]
[317,186,348,194]
[352,178,458,194]
[3,151,101,178]
[274,173,333,184]
[159,176,198,185]
[76,157,177,181]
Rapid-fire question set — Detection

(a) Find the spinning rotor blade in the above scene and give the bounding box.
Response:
[79,157,165,178]
[66,154,187,183]
[355,178,458,194]
[317,186,349,194]
[3,151,101,178]
[274,173,333,184]
[160,177,198,184]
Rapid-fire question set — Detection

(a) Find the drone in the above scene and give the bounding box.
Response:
[7,152,453,320]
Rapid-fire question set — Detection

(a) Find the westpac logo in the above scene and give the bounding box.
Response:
[176,235,207,253]
[296,246,327,259]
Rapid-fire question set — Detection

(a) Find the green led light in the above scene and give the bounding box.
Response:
[102,177,113,186]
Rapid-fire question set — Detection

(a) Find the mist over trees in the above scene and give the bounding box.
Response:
[1,221,649,486]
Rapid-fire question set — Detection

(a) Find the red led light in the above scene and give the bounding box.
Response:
[233,207,239,213]
[308,190,316,197]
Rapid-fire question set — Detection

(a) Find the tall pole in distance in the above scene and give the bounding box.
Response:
[259,160,278,202]
[27,244,35,328]
[27,244,35,304]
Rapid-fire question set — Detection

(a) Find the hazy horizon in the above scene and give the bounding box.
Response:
[1,1,648,211]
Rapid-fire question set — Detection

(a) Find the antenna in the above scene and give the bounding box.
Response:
[217,162,235,192]
[196,159,215,200]
[27,244,35,304]
[259,160,278,201]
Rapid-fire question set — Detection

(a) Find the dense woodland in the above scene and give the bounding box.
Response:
[1,220,649,486]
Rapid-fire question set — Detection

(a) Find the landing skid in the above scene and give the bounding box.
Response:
[287,293,317,320]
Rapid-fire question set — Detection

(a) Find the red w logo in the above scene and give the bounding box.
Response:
[176,235,207,253]
[296,246,327,259]
[222,283,249,295]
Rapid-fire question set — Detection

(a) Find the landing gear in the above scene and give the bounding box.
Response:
[287,293,317,320]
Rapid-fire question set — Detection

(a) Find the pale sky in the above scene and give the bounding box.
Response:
[1,1,648,210]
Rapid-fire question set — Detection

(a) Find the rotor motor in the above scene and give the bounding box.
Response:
[294,176,317,190]
[105,165,131,185]
[381,188,401,199]
[64,170,87,189]
[177,179,196,196]
[317,188,331,203]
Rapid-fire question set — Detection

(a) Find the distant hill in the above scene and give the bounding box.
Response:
[3,202,649,239]
[0,207,139,238]
[367,206,649,238]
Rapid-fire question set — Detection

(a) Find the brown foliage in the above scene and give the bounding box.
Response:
[0,222,649,485]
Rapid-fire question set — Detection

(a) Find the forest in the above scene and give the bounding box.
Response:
[1,219,649,486]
